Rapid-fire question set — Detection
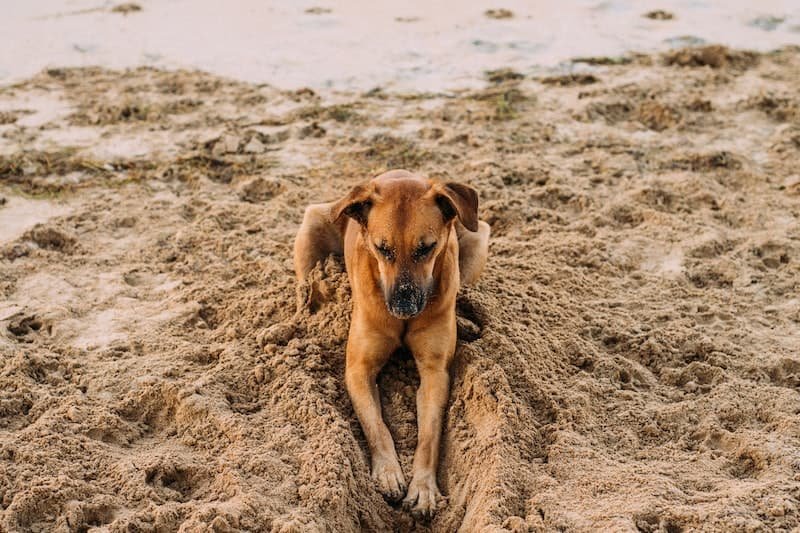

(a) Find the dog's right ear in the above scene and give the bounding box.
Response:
[329,182,374,226]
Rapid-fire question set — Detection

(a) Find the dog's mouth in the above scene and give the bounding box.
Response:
[386,299,426,319]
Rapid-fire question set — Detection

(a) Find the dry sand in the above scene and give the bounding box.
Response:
[1,45,799,532]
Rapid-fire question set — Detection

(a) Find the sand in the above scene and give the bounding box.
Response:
[4,1,800,91]
[1,45,799,532]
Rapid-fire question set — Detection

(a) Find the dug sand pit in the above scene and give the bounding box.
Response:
[1,46,799,531]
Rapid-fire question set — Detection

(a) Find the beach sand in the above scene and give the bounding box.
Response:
[1,44,799,531]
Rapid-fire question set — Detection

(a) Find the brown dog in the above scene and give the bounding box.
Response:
[293,169,490,517]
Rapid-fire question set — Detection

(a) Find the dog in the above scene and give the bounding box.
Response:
[293,169,490,517]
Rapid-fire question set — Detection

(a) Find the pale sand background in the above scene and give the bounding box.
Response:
[2,0,799,90]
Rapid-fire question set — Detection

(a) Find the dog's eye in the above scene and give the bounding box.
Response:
[413,242,437,261]
[375,242,395,261]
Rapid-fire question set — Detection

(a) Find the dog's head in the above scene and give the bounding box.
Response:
[331,170,478,319]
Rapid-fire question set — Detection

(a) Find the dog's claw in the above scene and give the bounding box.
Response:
[402,474,442,519]
[372,458,406,501]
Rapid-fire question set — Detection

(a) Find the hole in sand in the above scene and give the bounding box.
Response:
[145,464,204,501]
[226,392,262,415]
[7,315,45,337]
[727,449,763,479]
[456,297,485,343]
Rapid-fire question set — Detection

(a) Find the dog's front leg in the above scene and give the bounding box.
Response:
[345,326,406,501]
[403,318,456,518]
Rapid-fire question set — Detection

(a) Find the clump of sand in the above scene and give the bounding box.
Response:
[0,46,799,531]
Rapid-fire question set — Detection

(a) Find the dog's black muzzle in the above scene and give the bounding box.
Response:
[387,276,427,319]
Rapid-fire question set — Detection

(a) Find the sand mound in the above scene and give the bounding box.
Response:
[1,46,799,531]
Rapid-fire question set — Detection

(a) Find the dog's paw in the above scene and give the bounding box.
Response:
[402,473,443,519]
[372,457,406,502]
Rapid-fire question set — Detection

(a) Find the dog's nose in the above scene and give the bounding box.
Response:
[388,282,425,318]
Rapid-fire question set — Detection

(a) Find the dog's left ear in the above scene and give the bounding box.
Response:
[330,182,374,227]
[435,182,479,232]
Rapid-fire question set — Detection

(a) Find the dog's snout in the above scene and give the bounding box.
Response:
[387,277,426,319]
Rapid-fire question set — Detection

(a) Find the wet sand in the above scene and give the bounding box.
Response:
[2,1,800,91]
[1,43,799,531]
